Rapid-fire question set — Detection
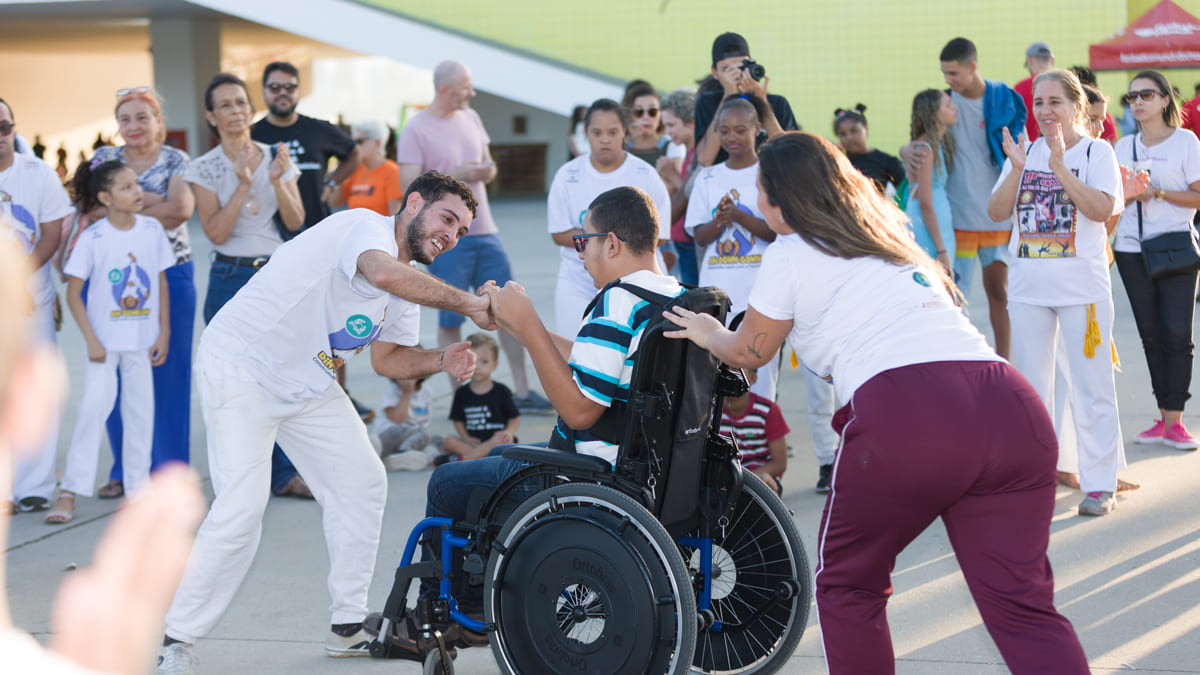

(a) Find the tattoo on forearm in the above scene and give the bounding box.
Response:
[747,332,769,360]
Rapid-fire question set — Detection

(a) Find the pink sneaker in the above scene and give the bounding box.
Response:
[1163,422,1199,450]
[1133,420,1166,445]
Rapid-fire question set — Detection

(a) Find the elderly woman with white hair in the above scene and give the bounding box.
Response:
[329,120,403,215]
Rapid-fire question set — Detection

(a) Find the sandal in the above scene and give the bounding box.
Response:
[273,476,314,500]
[97,480,124,499]
[44,492,75,525]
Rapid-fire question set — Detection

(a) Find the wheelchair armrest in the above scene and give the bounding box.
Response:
[502,445,612,473]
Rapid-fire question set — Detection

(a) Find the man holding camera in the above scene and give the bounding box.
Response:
[694,32,799,167]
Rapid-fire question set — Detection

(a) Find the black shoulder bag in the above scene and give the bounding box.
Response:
[1135,134,1200,280]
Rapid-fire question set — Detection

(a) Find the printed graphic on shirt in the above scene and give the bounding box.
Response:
[0,191,37,254]
[708,189,761,265]
[315,311,385,375]
[279,139,322,172]
[109,253,152,319]
[1015,168,1079,259]
[349,184,378,197]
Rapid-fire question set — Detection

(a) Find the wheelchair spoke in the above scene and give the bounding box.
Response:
[553,582,606,645]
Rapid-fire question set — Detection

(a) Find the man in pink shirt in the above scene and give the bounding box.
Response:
[397,60,551,413]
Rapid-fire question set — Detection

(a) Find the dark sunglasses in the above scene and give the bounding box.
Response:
[1124,89,1163,104]
[572,231,626,252]
[631,107,659,118]
[266,82,299,94]
[0,122,12,136]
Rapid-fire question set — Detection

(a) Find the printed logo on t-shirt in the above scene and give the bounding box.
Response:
[314,311,385,376]
[577,209,587,226]
[708,189,762,266]
[349,184,377,197]
[912,271,931,287]
[280,139,321,172]
[109,254,152,319]
[0,191,38,254]
[1015,169,1079,259]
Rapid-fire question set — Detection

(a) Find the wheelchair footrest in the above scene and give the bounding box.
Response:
[501,445,612,473]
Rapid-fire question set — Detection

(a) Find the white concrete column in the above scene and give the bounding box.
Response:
[150,17,221,156]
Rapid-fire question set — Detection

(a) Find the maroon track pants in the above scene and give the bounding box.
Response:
[815,361,1089,674]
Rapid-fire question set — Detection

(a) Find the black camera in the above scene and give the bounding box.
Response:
[741,58,765,81]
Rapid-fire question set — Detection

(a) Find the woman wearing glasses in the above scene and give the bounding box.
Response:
[86,87,196,498]
[547,98,671,338]
[622,81,674,167]
[1113,70,1200,450]
[328,120,402,216]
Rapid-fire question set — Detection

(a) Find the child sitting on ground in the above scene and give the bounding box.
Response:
[720,365,790,495]
[374,372,442,472]
[439,333,520,463]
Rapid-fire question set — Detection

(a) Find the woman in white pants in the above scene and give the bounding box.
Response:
[988,69,1129,516]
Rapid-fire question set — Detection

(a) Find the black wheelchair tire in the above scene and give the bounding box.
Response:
[484,484,698,675]
[684,472,812,674]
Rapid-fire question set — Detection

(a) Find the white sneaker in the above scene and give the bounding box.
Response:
[384,449,432,472]
[156,642,197,675]
[325,627,373,657]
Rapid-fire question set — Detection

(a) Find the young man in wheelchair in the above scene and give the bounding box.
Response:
[366,185,683,656]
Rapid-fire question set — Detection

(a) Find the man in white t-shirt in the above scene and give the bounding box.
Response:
[155,172,497,672]
[0,97,73,515]
[397,61,551,414]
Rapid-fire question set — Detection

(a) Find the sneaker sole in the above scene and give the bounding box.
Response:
[384,451,431,471]
[1162,438,1200,450]
[1132,436,1164,445]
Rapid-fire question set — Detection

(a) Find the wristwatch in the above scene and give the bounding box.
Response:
[324,177,337,189]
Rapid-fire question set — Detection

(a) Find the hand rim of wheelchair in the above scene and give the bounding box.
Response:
[484,483,698,675]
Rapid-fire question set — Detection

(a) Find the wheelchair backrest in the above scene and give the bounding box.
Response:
[609,285,730,530]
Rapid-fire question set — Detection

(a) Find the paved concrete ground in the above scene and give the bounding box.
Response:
[7,197,1200,673]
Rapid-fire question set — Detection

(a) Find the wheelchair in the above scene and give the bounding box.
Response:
[367,285,811,674]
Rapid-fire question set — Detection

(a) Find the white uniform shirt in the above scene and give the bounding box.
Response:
[184,142,300,257]
[63,215,175,351]
[994,137,1122,306]
[685,161,770,317]
[547,153,670,298]
[0,154,74,306]
[1113,128,1200,252]
[203,209,419,401]
[748,234,999,403]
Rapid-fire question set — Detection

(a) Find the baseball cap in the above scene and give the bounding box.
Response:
[712,32,750,66]
[1025,41,1054,59]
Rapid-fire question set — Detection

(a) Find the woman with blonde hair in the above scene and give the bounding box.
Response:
[988,68,1128,516]
[664,131,1088,673]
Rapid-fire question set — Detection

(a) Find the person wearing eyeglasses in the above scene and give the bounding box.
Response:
[547,98,671,339]
[251,61,360,234]
[693,32,799,168]
[621,80,672,167]
[328,120,402,216]
[84,87,196,501]
[1113,70,1200,451]
[0,97,74,517]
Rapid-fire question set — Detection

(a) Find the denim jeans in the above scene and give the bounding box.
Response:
[420,445,540,604]
[1115,251,1200,411]
[204,258,299,492]
[671,240,700,287]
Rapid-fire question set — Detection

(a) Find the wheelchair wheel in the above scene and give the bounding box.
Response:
[423,648,452,675]
[683,473,811,674]
[485,484,697,675]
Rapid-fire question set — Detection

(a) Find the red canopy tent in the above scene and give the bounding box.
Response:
[1090,0,1200,70]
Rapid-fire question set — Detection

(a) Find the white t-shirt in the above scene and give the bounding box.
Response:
[684,161,770,317]
[748,234,999,403]
[63,215,175,351]
[203,209,420,401]
[547,153,671,298]
[1113,128,1200,252]
[374,381,433,436]
[184,142,300,257]
[0,154,74,306]
[994,137,1122,306]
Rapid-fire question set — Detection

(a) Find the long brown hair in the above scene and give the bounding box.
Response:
[757,132,960,299]
[1130,69,1183,128]
[910,89,955,176]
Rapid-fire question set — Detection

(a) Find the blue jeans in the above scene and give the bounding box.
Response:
[421,444,540,604]
[204,257,299,493]
[671,240,700,287]
[105,261,197,481]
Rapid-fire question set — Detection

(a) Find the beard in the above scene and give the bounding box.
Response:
[267,98,295,118]
[406,205,435,265]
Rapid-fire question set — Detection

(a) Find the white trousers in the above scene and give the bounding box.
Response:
[1009,300,1125,493]
[554,263,599,339]
[10,302,62,501]
[799,365,838,465]
[164,343,387,642]
[60,350,154,497]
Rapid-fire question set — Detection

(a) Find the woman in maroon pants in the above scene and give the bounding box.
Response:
[664,131,1089,674]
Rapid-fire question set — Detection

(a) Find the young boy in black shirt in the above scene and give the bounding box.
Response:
[440,333,520,462]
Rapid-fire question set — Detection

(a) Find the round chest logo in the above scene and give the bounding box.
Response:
[912,271,931,287]
[107,268,122,284]
[345,314,373,339]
